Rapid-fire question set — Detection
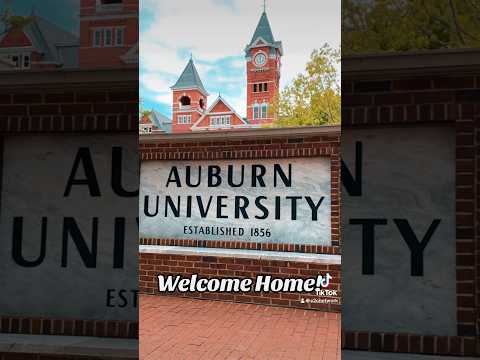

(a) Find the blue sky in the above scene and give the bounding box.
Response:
[1,0,79,34]
[140,0,340,119]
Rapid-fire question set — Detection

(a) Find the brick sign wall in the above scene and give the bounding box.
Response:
[0,69,139,340]
[139,128,342,312]
[342,50,480,356]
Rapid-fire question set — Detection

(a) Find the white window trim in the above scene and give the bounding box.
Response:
[22,53,30,69]
[104,28,113,47]
[93,29,102,47]
[261,102,268,119]
[6,53,31,69]
[210,115,231,128]
[253,103,259,120]
[115,27,125,47]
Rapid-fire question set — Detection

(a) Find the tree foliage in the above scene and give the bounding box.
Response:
[139,98,153,119]
[0,4,33,33]
[342,0,480,54]
[272,44,340,127]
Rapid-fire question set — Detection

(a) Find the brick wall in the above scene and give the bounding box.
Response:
[342,51,480,356]
[139,127,341,311]
[139,253,341,312]
[0,71,138,132]
[0,69,138,340]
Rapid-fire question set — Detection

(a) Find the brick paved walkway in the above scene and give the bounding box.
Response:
[140,295,340,360]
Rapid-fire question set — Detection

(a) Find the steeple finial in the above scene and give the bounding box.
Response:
[263,0,266,13]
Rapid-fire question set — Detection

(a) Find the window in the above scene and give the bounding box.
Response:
[253,103,259,119]
[253,83,269,93]
[210,116,231,128]
[7,54,30,69]
[102,0,122,4]
[177,115,191,124]
[115,28,124,46]
[93,29,102,47]
[23,54,30,69]
[261,102,268,119]
[104,28,113,46]
[11,55,19,68]
[179,96,191,106]
[199,98,205,109]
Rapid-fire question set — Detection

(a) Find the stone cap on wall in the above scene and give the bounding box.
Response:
[140,245,342,265]
[0,68,138,90]
[343,48,480,78]
[140,125,341,144]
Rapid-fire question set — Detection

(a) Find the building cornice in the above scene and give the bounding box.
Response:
[140,125,340,144]
[343,48,480,78]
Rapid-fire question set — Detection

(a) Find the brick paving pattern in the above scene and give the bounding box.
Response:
[140,295,340,360]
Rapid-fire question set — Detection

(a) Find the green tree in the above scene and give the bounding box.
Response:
[272,44,340,127]
[139,98,152,120]
[0,1,33,33]
[342,0,480,54]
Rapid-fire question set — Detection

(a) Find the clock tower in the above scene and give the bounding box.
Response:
[245,10,283,125]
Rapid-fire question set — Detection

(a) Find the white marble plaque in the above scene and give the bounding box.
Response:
[140,158,331,245]
[0,135,138,321]
[342,127,456,335]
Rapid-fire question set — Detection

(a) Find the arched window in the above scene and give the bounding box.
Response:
[253,102,259,119]
[261,102,268,119]
[179,96,191,108]
[199,98,205,110]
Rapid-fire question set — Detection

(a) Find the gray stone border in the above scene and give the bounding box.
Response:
[0,334,137,358]
[139,245,341,265]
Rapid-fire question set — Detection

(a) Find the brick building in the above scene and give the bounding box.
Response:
[141,10,282,134]
[79,0,139,69]
[0,0,138,70]
[0,13,79,70]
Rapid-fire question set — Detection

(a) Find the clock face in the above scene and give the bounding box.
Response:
[254,52,267,67]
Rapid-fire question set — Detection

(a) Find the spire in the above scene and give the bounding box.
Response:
[245,9,283,56]
[249,11,274,45]
[171,57,209,96]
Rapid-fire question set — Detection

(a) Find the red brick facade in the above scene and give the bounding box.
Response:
[191,97,248,131]
[139,253,341,312]
[79,0,139,69]
[342,50,480,356]
[172,88,207,133]
[246,45,281,125]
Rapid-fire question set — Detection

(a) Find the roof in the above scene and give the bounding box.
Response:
[151,110,172,133]
[0,15,79,68]
[245,12,283,56]
[171,58,209,96]
[249,12,274,45]
[192,95,248,130]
